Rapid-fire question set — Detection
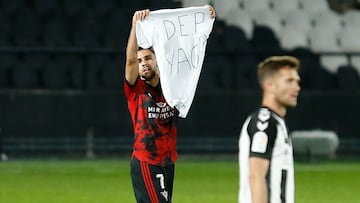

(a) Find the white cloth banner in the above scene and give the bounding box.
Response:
[136,6,215,118]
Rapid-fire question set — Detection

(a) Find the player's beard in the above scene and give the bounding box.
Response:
[141,69,156,81]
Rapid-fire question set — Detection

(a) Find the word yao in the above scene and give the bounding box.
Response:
[162,11,207,76]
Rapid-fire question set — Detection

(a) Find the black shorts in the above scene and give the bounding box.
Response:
[130,157,175,203]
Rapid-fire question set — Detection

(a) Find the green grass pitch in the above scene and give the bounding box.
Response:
[0,157,359,203]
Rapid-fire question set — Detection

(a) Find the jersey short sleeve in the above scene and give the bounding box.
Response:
[247,108,277,159]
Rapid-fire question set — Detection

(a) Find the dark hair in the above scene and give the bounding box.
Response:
[138,47,155,54]
[258,55,300,86]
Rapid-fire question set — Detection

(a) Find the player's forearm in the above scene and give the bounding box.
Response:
[125,23,140,83]
[127,8,150,58]
[125,10,150,83]
[250,178,268,203]
[249,157,270,203]
[126,26,138,66]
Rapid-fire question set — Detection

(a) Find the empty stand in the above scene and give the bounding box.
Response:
[119,0,150,17]
[211,0,241,19]
[181,0,209,7]
[24,53,49,71]
[0,54,18,86]
[0,12,12,35]
[0,12,11,46]
[101,9,131,49]
[299,0,330,14]
[71,13,102,48]
[85,54,112,89]
[308,27,340,53]
[279,26,309,50]
[0,32,9,47]
[14,53,49,88]
[100,55,124,89]
[338,26,360,52]
[309,26,348,74]
[11,64,39,88]
[1,0,26,16]
[337,65,360,90]
[42,59,69,89]
[312,10,343,35]
[150,0,179,9]
[0,0,358,92]
[223,8,253,39]
[42,15,71,47]
[223,25,252,54]
[281,9,313,35]
[270,0,300,12]
[241,0,271,13]
[350,56,360,74]
[206,20,227,54]
[234,54,259,89]
[62,0,88,18]
[12,8,42,46]
[291,47,321,72]
[42,54,84,89]
[250,25,282,60]
[290,47,338,90]
[342,9,360,27]
[0,54,17,71]
[320,55,349,74]
[251,9,283,38]
[62,54,85,88]
[199,56,234,90]
[2,1,360,156]
[89,0,119,16]
[33,0,61,16]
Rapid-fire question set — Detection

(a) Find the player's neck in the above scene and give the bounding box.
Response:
[145,75,160,87]
[262,99,286,118]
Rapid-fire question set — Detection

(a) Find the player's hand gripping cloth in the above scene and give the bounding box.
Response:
[136,6,215,118]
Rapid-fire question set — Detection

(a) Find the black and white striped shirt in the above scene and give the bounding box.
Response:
[239,107,294,203]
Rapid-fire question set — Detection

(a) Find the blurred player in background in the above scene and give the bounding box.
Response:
[124,6,216,203]
[238,56,301,203]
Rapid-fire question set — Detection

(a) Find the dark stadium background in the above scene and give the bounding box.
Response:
[0,0,360,159]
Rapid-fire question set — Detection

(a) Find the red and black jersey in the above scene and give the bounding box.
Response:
[124,77,178,166]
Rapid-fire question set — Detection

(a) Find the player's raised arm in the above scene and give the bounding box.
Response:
[125,9,150,85]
